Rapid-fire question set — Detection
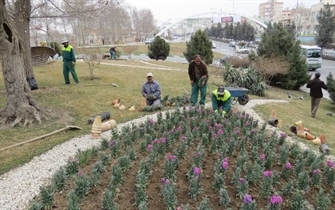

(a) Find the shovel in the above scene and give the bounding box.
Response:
[0,125,82,152]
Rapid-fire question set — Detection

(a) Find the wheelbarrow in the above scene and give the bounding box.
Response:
[225,87,250,105]
[212,83,250,105]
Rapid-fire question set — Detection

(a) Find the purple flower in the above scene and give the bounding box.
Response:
[243,194,253,204]
[147,144,153,150]
[153,139,159,144]
[313,169,320,174]
[223,157,229,162]
[180,135,186,141]
[260,154,266,161]
[217,153,222,158]
[149,119,155,125]
[160,177,166,184]
[217,129,223,135]
[176,206,182,210]
[109,140,116,147]
[77,171,83,176]
[270,195,283,204]
[161,138,167,143]
[168,155,176,161]
[177,126,182,132]
[285,162,292,169]
[193,126,198,131]
[222,161,228,169]
[209,126,213,130]
[327,160,334,168]
[263,171,273,177]
[280,132,286,137]
[250,128,256,133]
[194,152,201,157]
[193,167,201,175]
[245,121,249,126]
[71,156,79,163]
[209,110,214,114]
[238,178,245,184]
[214,123,219,127]
[198,109,203,113]
[170,129,174,133]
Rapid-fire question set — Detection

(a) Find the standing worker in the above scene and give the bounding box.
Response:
[306,72,328,118]
[109,46,117,60]
[61,39,79,85]
[212,86,232,116]
[188,55,209,106]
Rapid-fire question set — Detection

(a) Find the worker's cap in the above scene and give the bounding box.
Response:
[218,87,225,95]
[146,72,153,77]
[61,39,68,44]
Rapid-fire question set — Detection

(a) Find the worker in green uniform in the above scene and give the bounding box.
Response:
[212,86,232,116]
[61,39,79,85]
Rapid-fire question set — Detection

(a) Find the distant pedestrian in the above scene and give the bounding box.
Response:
[61,39,79,85]
[306,72,328,118]
[109,46,117,60]
[188,55,208,106]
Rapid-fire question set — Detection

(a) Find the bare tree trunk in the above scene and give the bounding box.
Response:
[14,0,35,80]
[0,0,45,127]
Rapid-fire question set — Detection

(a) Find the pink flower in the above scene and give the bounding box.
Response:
[168,155,176,161]
[180,135,186,141]
[238,178,245,184]
[245,121,249,126]
[77,171,83,176]
[109,140,116,146]
[212,133,217,138]
[209,126,213,130]
[243,194,252,204]
[285,162,292,169]
[170,129,174,133]
[153,139,159,144]
[270,195,283,204]
[177,126,182,132]
[217,153,222,158]
[177,206,182,210]
[327,160,334,168]
[193,167,201,175]
[313,169,320,174]
[149,119,155,125]
[194,152,201,157]
[71,156,78,163]
[223,157,229,162]
[280,132,286,137]
[250,128,256,133]
[217,129,223,135]
[161,138,167,143]
[147,144,153,150]
[263,170,273,177]
[260,154,266,161]
[222,161,228,169]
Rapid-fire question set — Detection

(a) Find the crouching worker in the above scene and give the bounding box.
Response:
[142,72,161,106]
[212,86,232,116]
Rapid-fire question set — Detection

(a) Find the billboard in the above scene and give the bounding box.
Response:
[213,15,242,24]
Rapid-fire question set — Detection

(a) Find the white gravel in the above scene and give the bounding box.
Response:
[0,99,333,210]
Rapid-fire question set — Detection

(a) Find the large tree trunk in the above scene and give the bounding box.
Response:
[0,0,45,127]
[14,0,35,80]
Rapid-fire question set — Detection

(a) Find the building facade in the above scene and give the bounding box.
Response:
[259,0,284,23]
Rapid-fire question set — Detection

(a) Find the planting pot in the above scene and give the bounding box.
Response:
[114,103,120,108]
[112,98,120,105]
[319,144,331,155]
[320,134,326,144]
[101,122,112,132]
[129,105,136,111]
[305,132,316,140]
[311,137,321,145]
[119,105,126,110]
[107,119,117,128]
[268,119,278,127]
[91,116,102,139]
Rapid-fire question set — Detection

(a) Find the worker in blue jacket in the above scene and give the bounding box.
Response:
[212,86,232,115]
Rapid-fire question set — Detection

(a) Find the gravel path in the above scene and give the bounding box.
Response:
[0,99,333,210]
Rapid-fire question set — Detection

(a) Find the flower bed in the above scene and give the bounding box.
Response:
[30,107,335,209]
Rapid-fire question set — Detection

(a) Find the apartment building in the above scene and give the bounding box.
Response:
[259,0,284,23]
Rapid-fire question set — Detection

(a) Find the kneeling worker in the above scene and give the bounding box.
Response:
[212,86,232,115]
[141,72,161,106]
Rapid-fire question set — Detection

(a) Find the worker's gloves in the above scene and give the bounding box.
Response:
[146,94,156,100]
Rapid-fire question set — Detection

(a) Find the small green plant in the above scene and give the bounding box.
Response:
[65,156,79,175]
[110,163,122,187]
[39,185,54,209]
[314,188,331,210]
[297,171,310,191]
[162,183,177,210]
[100,138,109,150]
[325,160,335,184]
[67,190,80,210]
[74,172,90,199]
[236,178,249,199]
[219,188,231,207]
[280,162,292,180]
[197,197,211,210]
[102,189,118,210]
[260,170,273,197]
[290,190,305,209]
[52,167,67,192]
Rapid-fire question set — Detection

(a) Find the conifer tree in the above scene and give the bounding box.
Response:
[257,22,310,89]
[183,29,214,64]
[315,3,335,49]
[148,36,170,60]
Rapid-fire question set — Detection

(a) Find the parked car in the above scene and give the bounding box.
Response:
[235,45,250,54]
[211,41,216,49]
[145,38,154,45]
[219,55,249,68]
[229,41,236,47]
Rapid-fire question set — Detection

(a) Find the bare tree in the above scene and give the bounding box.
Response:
[292,3,311,36]
[0,0,46,127]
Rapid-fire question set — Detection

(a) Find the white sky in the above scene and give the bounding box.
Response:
[125,0,320,24]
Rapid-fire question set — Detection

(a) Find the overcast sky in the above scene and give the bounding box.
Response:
[125,0,320,24]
